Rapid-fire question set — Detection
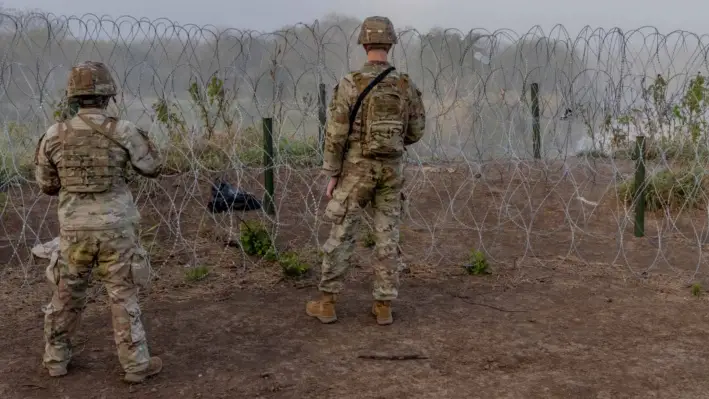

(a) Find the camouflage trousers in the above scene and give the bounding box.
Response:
[43,225,151,374]
[320,159,404,300]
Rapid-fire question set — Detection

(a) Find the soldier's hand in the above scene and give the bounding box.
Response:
[326,177,338,199]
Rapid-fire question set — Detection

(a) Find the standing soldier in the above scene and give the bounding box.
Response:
[34,61,163,383]
[306,16,426,325]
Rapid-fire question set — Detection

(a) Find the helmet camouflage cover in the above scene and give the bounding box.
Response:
[66,61,117,98]
[357,16,397,45]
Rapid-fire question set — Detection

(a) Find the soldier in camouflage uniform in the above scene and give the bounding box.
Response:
[306,16,426,326]
[34,61,163,383]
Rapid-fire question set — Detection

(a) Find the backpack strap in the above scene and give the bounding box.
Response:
[397,73,411,93]
[59,121,69,141]
[58,121,69,155]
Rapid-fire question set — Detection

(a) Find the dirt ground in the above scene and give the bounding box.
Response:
[2,160,709,398]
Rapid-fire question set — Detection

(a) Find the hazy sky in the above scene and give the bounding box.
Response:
[2,0,706,35]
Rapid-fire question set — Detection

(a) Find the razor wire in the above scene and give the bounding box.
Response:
[1,11,708,284]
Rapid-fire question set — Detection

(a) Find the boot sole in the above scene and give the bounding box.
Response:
[123,362,163,383]
[372,310,393,325]
[47,368,68,377]
[306,309,337,323]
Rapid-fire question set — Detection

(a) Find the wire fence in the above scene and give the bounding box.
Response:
[1,12,708,284]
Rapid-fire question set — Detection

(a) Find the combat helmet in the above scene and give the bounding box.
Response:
[357,16,397,45]
[66,61,117,98]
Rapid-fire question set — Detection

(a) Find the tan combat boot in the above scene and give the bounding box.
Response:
[372,301,393,325]
[306,292,337,323]
[124,356,163,383]
[45,364,68,377]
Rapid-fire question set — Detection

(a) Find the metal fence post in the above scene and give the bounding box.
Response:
[318,83,327,153]
[530,82,541,159]
[262,117,275,215]
[634,135,646,237]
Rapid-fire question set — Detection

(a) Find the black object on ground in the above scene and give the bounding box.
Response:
[208,180,262,213]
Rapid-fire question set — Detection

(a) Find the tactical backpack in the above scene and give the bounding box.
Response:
[349,66,410,159]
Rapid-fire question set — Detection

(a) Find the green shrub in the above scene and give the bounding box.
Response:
[234,132,320,168]
[576,149,609,159]
[617,167,707,211]
[692,283,703,297]
[613,139,709,163]
[185,265,210,282]
[163,135,233,173]
[278,251,310,279]
[277,136,319,167]
[239,220,276,260]
[0,122,35,181]
[464,249,490,275]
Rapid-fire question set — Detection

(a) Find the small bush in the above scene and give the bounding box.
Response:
[617,167,708,211]
[277,136,319,167]
[161,128,318,172]
[237,146,264,167]
[613,139,709,163]
[692,283,703,297]
[648,141,709,162]
[234,132,320,167]
[240,220,276,260]
[464,249,490,275]
[0,122,36,181]
[278,251,310,279]
[152,98,187,134]
[232,125,263,166]
[163,135,233,173]
[185,265,210,282]
[576,149,609,159]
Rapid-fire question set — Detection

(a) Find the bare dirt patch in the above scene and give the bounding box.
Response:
[2,160,709,398]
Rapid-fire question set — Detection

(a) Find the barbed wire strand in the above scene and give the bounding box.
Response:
[1,12,708,289]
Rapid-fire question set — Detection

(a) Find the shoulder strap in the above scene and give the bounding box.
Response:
[347,66,396,136]
[59,121,68,141]
[77,114,127,152]
[397,73,411,93]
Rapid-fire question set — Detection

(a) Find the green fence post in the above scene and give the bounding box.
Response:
[634,135,646,237]
[262,117,275,216]
[530,82,541,159]
[318,83,327,153]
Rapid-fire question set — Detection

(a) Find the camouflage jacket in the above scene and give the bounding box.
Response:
[322,61,426,177]
[34,108,162,231]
